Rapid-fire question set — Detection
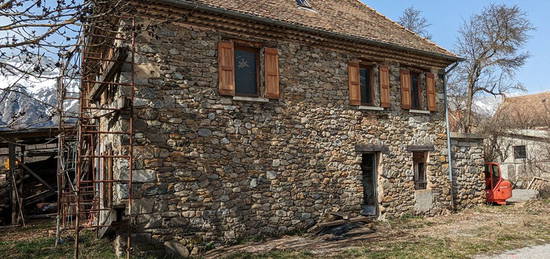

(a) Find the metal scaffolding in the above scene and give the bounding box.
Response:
[56,12,137,259]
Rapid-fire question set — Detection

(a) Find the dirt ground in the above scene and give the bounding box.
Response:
[207,200,550,258]
[0,200,549,258]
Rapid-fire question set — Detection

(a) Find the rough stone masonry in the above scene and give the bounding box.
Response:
[92,10,484,256]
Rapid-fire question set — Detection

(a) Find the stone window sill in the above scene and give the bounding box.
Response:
[409,109,431,115]
[358,106,384,111]
[233,96,270,103]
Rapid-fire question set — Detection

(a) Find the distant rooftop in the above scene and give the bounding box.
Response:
[494,92,550,129]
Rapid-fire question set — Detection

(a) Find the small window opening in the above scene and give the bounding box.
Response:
[513,145,527,159]
[296,0,312,8]
[413,152,427,190]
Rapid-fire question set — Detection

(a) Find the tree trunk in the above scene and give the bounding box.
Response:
[464,83,474,133]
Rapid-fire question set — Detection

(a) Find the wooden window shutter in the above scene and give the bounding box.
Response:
[379,65,391,108]
[348,62,361,106]
[400,70,411,109]
[426,73,437,112]
[218,41,235,96]
[264,48,280,99]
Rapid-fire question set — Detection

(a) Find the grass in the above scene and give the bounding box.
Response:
[0,234,116,259]
[0,221,116,259]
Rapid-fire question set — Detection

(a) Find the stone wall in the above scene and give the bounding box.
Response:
[450,133,486,210]
[98,15,458,254]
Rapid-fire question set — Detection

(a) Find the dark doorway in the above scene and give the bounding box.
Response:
[361,153,377,216]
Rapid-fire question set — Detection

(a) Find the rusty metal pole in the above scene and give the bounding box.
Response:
[126,16,136,259]
[74,29,88,259]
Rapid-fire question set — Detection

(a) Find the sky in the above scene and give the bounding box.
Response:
[364,0,550,94]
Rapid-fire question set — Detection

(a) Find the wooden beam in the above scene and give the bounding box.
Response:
[8,143,24,225]
[88,47,130,101]
[9,143,16,225]
[406,145,435,152]
[355,144,390,154]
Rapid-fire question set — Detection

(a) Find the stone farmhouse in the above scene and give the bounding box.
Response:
[492,92,550,187]
[82,0,485,255]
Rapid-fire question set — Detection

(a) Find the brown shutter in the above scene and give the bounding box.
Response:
[426,73,437,112]
[218,41,235,96]
[348,62,361,106]
[400,70,411,109]
[379,65,391,108]
[264,48,280,99]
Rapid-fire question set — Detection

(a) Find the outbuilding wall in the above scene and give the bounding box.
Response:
[450,133,486,210]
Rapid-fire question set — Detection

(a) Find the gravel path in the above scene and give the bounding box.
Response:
[475,244,550,259]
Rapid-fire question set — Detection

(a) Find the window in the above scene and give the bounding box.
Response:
[218,40,280,99]
[413,152,427,190]
[349,63,388,107]
[484,165,491,190]
[401,70,436,111]
[492,165,500,178]
[360,66,373,106]
[234,46,259,96]
[411,72,421,109]
[513,145,527,159]
[296,0,312,8]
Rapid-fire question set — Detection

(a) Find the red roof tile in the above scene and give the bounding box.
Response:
[160,0,458,59]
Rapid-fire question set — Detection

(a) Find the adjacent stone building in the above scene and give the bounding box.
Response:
[84,0,482,255]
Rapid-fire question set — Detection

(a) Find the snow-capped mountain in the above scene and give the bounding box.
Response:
[0,57,79,130]
[474,95,504,117]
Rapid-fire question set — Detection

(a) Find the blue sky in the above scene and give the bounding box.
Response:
[364,0,549,94]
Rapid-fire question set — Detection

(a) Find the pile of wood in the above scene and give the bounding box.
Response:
[308,213,374,238]
[528,177,550,198]
[0,157,58,226]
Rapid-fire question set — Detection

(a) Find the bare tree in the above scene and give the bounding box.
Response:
[0,0,127,129]
[398,7,432,39]
[450,4,534,133]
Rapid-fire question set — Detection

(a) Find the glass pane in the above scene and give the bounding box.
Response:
[492,165,500,178]
[411,72,420,109]
[514,146,527,159]
[418,163,426,182]
[235,49,258,96]
[360,67,372,105]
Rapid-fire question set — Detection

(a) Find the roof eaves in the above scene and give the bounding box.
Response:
[150,0,463,63]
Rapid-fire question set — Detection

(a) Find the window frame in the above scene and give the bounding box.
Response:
[359,65,375,106]
[234,45,260,98]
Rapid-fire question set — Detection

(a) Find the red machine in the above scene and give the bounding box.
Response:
[484,162,513,205]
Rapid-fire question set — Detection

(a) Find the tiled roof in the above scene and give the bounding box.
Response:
[494,92,550,128]
[160,0,458,59]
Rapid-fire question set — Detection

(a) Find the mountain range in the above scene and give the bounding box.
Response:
[0,58,78,130]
